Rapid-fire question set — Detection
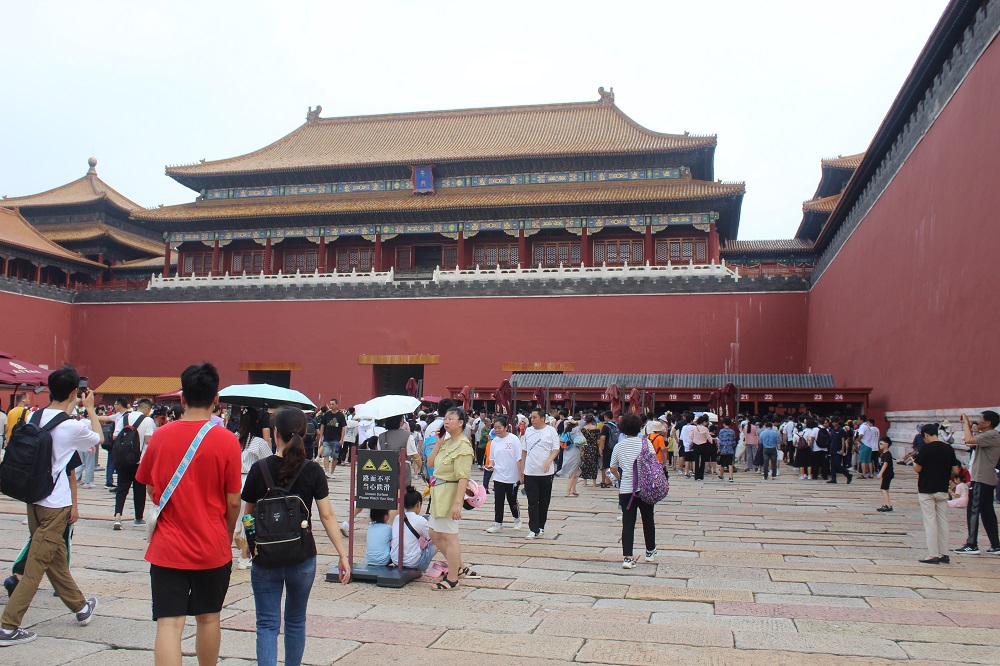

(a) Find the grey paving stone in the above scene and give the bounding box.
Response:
[733,630,908,658]
[593,598,713,614]
[754,594,872,607]
[899,641,1000,664]
[807,581,921,598]
[432,628,583,659]
[358,603,542,632]
[0,636,106,665]
[181,628,359,664]
[795,619,1000,646]
[651,612,796,632]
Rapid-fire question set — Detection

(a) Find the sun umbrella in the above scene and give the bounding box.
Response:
[492,379,512,415]
[459,386,472,413]
[606,383,622,419]
[355,395,421,420]
[0,352,48,387]
[626,387,641,414]
[156,389,182,400]
[405,377,419,397]
[218,384,316,409]
[420,394,442,404]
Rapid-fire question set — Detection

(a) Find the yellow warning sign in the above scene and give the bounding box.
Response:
[362,459,377,471]
[377,460,393,472]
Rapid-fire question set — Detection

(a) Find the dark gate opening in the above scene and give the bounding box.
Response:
[414,245,442,270]
[373,365,424,397]
[248,370,291,388]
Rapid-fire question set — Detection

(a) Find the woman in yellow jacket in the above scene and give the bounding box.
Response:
[426,407,478,590]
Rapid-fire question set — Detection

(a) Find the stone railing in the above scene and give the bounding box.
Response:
[431,261,739,282]
[147,268,395,288]
[146,261,739,289]
[887,406,1000,464]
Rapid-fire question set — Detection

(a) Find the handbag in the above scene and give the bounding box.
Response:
[147,421,215,539]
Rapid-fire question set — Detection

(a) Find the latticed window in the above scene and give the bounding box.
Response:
[231,250,264,273]
[472,243,518,268]
[337,248,373,272]
[442,246,458,269]
[531,242,580,268]
[396,247,413,270]
[654,238,708,264]
[593,239,643,265]
[283,250,318,273]
[181,252,214,276]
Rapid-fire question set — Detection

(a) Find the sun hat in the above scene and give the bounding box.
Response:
[463,479,487,509]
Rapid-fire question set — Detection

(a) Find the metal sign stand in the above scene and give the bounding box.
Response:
[326,448,421,588]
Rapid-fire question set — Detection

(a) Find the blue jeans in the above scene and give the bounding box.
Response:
[105,456,116,487]
[76,448,96,484]
[415,544,436,571]
[251,556,316,666]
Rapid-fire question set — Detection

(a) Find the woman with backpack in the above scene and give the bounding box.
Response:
[797,418,819,479]
[240,407,350,666]
[610,413,658,569]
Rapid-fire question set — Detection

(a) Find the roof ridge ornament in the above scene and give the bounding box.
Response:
[306,105,323,123]
[598,87,614,105]
[87,157,98,175]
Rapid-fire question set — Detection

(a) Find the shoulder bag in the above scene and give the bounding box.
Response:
[148,421,215,539]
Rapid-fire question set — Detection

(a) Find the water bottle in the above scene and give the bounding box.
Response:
[242,514,255,537]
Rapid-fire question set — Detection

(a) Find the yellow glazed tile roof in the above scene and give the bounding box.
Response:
[41,222,164,255]
[93,376,181,396]
[802,194,841,214]
[166,95,716,178]
[1,159,141,213]
[0,208,104,267]
[820,152,865,170]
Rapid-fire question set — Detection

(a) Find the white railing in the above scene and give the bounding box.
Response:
[432,261,739,282]
[146,261,739,289]
[147,268,395,288]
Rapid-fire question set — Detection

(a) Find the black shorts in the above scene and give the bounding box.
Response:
[719,454,735,467]
[880,476,893,491]
[150,562,232,619]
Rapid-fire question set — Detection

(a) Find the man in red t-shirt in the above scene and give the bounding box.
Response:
[136,362,241,666]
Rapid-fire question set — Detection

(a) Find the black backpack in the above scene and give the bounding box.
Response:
[305,417,316,443]
[101,420,116,452]
[816,427,831,451]
[112,413,146,467]
[252,461,311,567]
[1,410,71,503]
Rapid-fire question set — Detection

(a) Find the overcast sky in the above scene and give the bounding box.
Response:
[1,0,948,240]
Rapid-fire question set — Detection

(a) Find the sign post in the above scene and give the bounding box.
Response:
[329,448,421,588]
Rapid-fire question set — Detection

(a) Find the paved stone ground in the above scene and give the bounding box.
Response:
[3,464,1000,665]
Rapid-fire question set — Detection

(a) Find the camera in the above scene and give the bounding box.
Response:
[78,376,89,398]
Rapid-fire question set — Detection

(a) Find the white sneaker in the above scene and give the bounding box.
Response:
[339,521,350,537]
[237,557,251,570]
[525,531,539,540]
[512,518,523,530]
[485,523,503,534]
[616,514,623,521]
[645,549,657,563]
[622,557,636,569]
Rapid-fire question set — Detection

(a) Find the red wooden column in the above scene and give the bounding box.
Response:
[318,235,327,272]
[96,254,103,285]
[211,239,220,274]
[374,234,383,271]
[708,222,721,263]
[2,255,8,277]
[34,263,42,284]
[645,224,654,265]
[456,231,465,270]
[64,271,71,288]
[163,241,171,277]
[264,238,273,274]
[580,227,590,267]
[518,229,527,268]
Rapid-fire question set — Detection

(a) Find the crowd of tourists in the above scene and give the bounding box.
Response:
[1,371,997,663]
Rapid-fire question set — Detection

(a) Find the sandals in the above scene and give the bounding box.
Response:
[432,577,460,591]
[457,566,480,579]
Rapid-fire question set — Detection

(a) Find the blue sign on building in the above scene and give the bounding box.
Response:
[411,166,434,194]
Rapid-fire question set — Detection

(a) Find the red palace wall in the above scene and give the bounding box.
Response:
[807,34,1000,414]
[0,290,73,373]
[67,292,808,407]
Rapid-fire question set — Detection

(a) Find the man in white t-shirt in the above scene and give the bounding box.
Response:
[856,416,878,478]
[680,420,695,477]
[111,399,156,530]
[520,408,560,539]
[0,366,102,647]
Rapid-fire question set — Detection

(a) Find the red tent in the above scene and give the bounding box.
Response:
[606,383,622,419]
[626,387,641,415]
[492,379,512,415]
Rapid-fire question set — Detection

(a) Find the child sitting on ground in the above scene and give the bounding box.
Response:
[364,509,392,567]
[391,486,436,572]
[876,436,894,512]
[948,472,969,509]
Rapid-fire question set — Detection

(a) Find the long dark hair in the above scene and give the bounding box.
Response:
[238,407,262,450]
[273,407,307,486]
